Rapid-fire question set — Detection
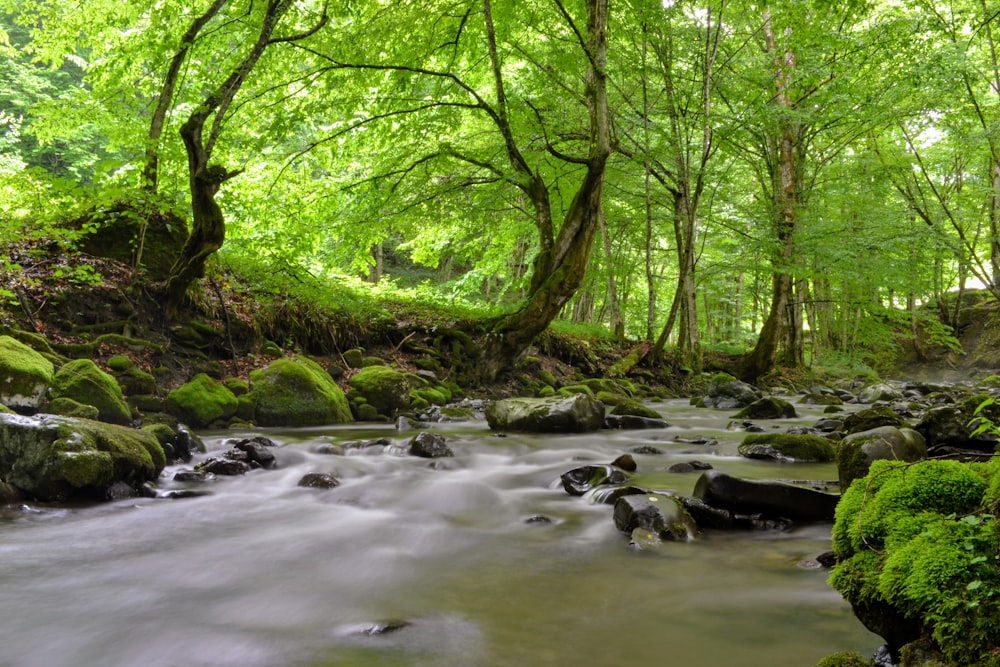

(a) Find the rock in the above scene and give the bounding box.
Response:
[50,358,132,425]
[106,356,157,396]
[142,422,202,464]
[733,396,797,419]
[407,432,453,458]
[297,472,340,488]
[613,493,699,541]
[916,403,999,451]
[486,394,605,433]
[349,366,412,417]
[842,405,904,435]
[560,464,630,496]
[611,453,637,471]
[165,373,238,428]
[249,356,352,426]
[196,457,250,476]
[701,374,762,409]
[603,414,669,429]
[173,469,213,483]
[47,397,100,420]
[836,426,927,491]
[693,470,839,522]
[737,433,836,463]
[608,398,662,420]
[0,412,165,501]
[858,382,904,404]
[667,460,713,473]
[230,436,278,469]
[0,335,54,410]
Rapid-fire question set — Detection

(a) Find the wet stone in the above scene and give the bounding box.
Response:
[297,472,340,489]
[667,460,713,473]
[407,432,453,458]
[560,464,630,496]
[196,457,251,476]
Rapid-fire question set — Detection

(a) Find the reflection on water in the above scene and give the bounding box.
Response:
[0,400,879,667]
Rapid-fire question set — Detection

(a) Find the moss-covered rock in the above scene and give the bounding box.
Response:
[166,373,239,428]
[836,426,927,491]
[738,433,836,462]
[47,397,101,420]
[0,412,165,500]
[249,356,352,426]
[106,356,157,396]
[0,335,54,410]
[842,405,904,435]
[733,396,797,419]
[609,398,662,420]
[349,366,412,417]
[829,459,1000,664]
[50,358,131,425]
[486,394,605,433]
[813,652,871,667]
[223,377,250,396]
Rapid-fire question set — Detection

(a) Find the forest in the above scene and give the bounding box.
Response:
[2,0,999,379]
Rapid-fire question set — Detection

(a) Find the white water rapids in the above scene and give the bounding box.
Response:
[0,400,879,667]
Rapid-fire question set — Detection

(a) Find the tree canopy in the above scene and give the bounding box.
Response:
[2,0,998,378]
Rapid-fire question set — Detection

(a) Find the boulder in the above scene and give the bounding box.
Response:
[733,396,797,419]
[228,436,278,469]
[858,382,904,404]
[608,398,662,420]
[486,394,605,433]
[0,412,165,501]
[0,335,54,410]
[166,373,239,428]
[693,470,839,522]
[249,356,352,426]
[613,493,699,541]
[915,404,998,451]
[836,426,927,491]
[842,405,904,435]
[349,366,412,417]
[298,472,340,489]
[701,374,762,409]
[407,432,453,458]
[737,433,836,463]
[50,358,132,425]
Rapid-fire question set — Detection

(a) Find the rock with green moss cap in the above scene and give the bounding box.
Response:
[47,397,101,420]
[50,358,131,425]
[0,412,165,501]
[106,355,157,396]
[250,356,352,426]
[609,397,662,420]
[836,426,926,490]
[733,396,797,419]
[738,433,835,463]
[166,373,239,428]
[349,366,412,417]
[486,394,605,433]
[0,335,54,410]
[813,652,872,667]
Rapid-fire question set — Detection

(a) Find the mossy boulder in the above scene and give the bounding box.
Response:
[0,335,54,410]
[106,355,157,396]
[0,412,165,500]
[166,373,239,428]
[609,398,662,420]
[47,397,101,420]
[814,652,871,667]
[486,394,605,433]
[836,426,927,491]
[349,366,412,417]
[249,356,352,426]
[830,459,1000,663]
[843,405,905,435]
[738,433,835,463]
[733,396,797,419]
[702,374,762,409]
[50,358,131,425]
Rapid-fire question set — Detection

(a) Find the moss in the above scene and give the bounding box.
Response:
[166,373,239,428]
[830,459,1000,665]
[51,334,163,357]
[106,355,131,372]
[610,398,661,419]
[51,358,131,425]
[0,335,54,408]
[250,356,352,426]
[342,348,364,368]
[409,395,430,411]
[537,385,555,397]
[733,396,797,419]
[558,384,594,398]
[537,369,557,387]
[411,387,448,405]
[738,433,835,462]
[48,397,101,420]
[223,377,250,396]
[349,366,412,416]
[813,652,871,667]
[361,356,385,367]
[0,403,13,414]
[355,403,381,421]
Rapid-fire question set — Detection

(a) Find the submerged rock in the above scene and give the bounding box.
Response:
[613,493,699,541]
[560,464,630,496]
[486,394,605,433]
[603,414,669,430]
[297,472,340,489]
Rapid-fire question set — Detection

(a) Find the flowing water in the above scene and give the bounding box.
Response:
[0,400,880,667]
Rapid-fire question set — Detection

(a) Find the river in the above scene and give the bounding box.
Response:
[0,399,880,667]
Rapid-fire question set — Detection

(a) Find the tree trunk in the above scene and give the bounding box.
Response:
[478,0,610,380]
[599,209,625,340]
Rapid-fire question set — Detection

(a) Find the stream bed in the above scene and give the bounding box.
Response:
[0,400,880,667]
